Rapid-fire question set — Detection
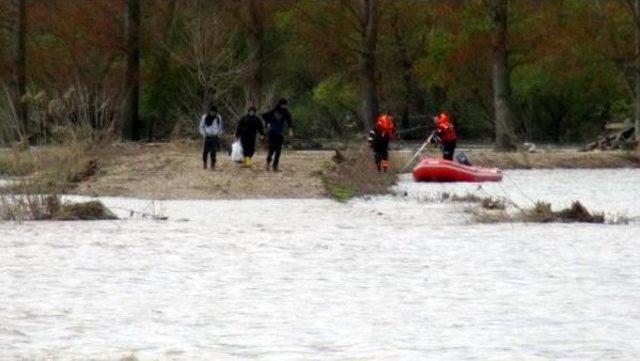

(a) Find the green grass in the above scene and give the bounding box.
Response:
[325,179,357,202]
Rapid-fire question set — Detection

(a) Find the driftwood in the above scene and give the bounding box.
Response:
[585,122,636,151]
[70,159,98,183]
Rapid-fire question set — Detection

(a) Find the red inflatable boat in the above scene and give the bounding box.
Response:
[413,158,502,182]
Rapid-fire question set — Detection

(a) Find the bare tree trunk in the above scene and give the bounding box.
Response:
[12,0,27,143]
[359,0,379,130]
[244,0,265,109]
[123,0,141,141]
[491,0,517,150]
[389,4,426,132]
[633,0,640,142]
[149,0,177,139]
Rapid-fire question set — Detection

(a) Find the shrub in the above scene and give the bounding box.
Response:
[322,146,397,201]
[0,193,116,221]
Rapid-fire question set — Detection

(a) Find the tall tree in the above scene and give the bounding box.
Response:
[146,0,177,139]
[388,1,428,131]
[243,0,265,109]
[12,0,27,142]
[490,0,517,150]
[297,0,380,130]
[123,0,141,140]
[627,0,640,142]
[358,0,379,130]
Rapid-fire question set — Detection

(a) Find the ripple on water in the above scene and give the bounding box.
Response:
[0,170,639,360]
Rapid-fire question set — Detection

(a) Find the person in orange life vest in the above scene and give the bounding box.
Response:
[368,113,396,172]
[430,112,457,161]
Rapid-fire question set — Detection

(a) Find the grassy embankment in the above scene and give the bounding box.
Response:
[0,138,116,220]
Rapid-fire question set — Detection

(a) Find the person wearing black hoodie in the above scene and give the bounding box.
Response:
[235,106,264,167]
[262,98,293,171]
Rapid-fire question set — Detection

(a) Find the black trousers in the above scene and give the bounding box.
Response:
[442,140,456,161]
[240,135,257,158]
[267,134,284,168]
[202,136,219,165]
[373,139,389,166]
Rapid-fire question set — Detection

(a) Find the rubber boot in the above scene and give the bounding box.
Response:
[242,157,250,167]
[247,157,253,167]
[381,160,389,173]
[203,161,207,170]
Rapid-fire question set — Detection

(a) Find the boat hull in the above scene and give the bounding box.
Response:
[413,158,503,182]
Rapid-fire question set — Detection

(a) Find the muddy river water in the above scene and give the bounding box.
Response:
[1,169,639,360]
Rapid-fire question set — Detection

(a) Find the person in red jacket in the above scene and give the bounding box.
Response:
[431,112,457,160]
[368,114,396,172]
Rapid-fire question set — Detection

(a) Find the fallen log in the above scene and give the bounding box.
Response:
[584,123,635,151]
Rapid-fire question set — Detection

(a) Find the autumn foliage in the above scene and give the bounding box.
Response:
[0,0,637,144]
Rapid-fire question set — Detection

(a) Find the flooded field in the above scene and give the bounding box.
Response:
[1,169,639,360]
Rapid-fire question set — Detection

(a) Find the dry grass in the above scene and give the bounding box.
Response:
[0,147,39,176]
[468,199,605,224]
[0,125,114,221]
[322,146,398,201]
[440,192,507,210]
[436,189,606,224]
[0,192,116,221]
[521,201,605,223]
[0,143,98,192]
[120,353,139,361]
[465,148,640,169]
[392,146,640,170]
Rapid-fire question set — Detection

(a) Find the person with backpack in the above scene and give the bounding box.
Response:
[429,111,457,161]
[235,106,265,167]
[199,105,223,170]
[368,113,396,172]
[263,98,293,172]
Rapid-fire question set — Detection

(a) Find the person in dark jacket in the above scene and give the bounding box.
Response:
[235,106,264,167]
[263,98,293,171]
[199,105,223,170]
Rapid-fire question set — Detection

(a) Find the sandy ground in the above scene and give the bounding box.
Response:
[75,142,329,199]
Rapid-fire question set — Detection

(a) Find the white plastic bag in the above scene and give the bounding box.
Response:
[231,140,244,162]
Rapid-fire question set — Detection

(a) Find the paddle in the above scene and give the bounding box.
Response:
[400,133,435,172]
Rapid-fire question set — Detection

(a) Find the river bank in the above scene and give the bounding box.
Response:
[1,142,639,200]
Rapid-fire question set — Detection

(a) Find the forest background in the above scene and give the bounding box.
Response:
[1,0,640,149]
